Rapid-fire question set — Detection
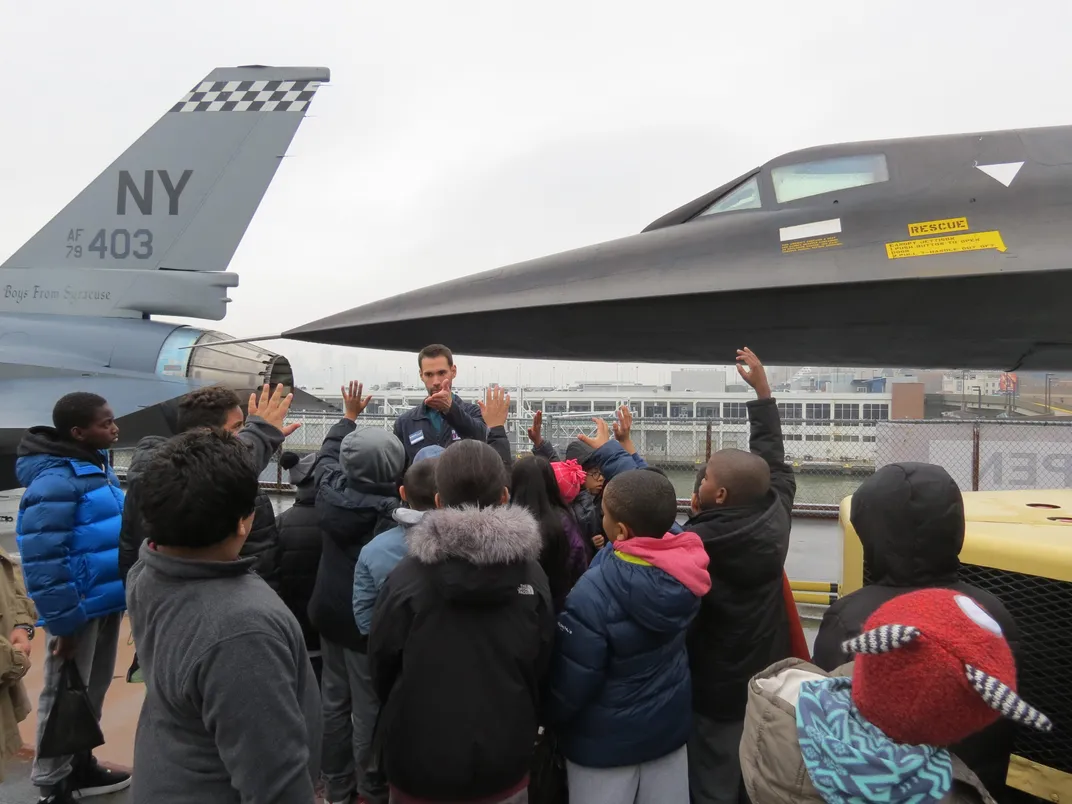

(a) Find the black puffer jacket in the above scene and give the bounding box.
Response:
[118,417,284,591]
[369,504,555,801]
[275,481,323,653]
[811,462,1020,795]
[308,418,402,652]
[683,398,795,723]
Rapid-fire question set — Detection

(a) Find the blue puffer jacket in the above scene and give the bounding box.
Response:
[547,531,710,768]
[16,427,126,637]
[587,441,685,534]
[587,441,648,483]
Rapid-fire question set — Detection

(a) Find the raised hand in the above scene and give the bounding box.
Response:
[478,386,510,429]
[736,347,771,400]
[612,405,633,442]
[249,383,301,436]
[612,404,638,454]
[341,380,373,422]
[577,417,612,450]
[527,410,543,445]
[425,377,453,413]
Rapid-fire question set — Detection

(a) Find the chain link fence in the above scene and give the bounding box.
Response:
[110,414,1072,508]
[875,418,1072,492]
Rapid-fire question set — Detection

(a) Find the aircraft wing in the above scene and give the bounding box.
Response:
[2,375,200,452]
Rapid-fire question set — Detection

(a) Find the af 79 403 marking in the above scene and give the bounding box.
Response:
[66,227,153,260]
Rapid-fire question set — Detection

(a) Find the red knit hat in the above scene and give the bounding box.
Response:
[551,459,586,504]
[844,587,1051,746]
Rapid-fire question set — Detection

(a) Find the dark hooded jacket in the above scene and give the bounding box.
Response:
[309,418,403,652]
[681,397,796,723]
[369,505,555,801]
[811,462,1019,795]
[117,417,284,591]
[276,460,323,654]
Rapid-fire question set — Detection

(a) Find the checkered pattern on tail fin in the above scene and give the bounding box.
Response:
[964,664,1053,732]
[170,79,321,113]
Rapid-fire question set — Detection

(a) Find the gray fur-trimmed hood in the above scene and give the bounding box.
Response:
[408,504,543,566]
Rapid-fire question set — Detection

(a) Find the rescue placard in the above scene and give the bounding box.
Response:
[886,231,1007,260]
[908,217,969,237]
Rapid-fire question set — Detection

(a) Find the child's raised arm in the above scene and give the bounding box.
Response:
[737,348,796,510]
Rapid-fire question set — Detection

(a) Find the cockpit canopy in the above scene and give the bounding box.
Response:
[645,152,890,231]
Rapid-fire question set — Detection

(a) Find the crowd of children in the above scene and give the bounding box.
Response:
[2,344,1054,804]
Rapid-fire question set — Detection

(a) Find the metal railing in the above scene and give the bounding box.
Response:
[109,414,1072,510]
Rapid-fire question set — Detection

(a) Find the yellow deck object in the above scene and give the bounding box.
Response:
[792,591,838,606]
[789,580,840,594]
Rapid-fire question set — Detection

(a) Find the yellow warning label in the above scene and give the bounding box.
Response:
[781,236,842,254]
[886,231,1006,260]
[907,217,969,237]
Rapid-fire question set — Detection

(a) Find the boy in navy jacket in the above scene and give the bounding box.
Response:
[16,392,131,802]
[548,469,711,804]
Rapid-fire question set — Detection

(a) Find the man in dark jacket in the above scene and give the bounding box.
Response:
[679,348,795,804]
[118,384,294,591]
[811,461,1020,796]
[369,440,555,803]
[276,451,324,685]
[393,344,488,468]
[310,381,404,804]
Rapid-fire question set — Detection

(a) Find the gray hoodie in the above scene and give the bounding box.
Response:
[127,541,322,804]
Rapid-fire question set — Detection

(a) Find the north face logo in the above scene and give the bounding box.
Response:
[517,584,534,595]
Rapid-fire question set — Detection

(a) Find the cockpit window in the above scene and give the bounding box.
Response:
[696,175,761,217]
[772,154,889,203]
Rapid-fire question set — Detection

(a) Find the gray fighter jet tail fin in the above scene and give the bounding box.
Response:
[2,65,328,277]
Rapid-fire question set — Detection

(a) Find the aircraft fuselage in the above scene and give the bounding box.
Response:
[286,124,1072,371]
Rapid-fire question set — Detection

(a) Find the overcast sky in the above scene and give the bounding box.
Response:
[2,1,1069,390]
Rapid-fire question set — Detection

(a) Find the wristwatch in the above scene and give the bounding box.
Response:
[14,624,34,641]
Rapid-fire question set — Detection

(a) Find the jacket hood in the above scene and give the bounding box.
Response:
[850,463,964,586]
[17,426,106,464]
[16,427,106,485]
[686,494,788,586]
[409,505,542,566]
[407,505,543,604]
[340,427,405,490]
[317,483,400,536]
[597,537,704,633]
[393,507,426,527]
[127,434,168,485]
[614,531,712,597]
